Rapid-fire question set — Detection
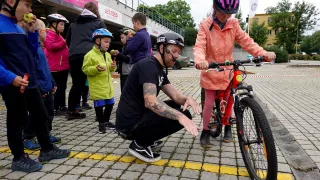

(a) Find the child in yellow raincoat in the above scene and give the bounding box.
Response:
[82,28,117,133]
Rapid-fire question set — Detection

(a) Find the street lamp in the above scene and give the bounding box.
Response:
[295,16,300,54]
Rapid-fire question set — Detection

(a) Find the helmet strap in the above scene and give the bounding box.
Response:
[159,44,168,75]
[1,0,20,21]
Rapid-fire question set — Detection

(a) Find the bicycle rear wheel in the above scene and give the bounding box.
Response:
[235,97,277,180]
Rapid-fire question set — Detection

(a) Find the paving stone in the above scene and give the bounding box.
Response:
[203,156,220,164]
[38,173,63,180]
[78,177,97,180]
[189,149,203,155]
[200,171,218,180]
[187,154,203,162]
[5,171,27,179]
[171,153,188,161]
[40,164,59,173]
[64,158,83,166]
[0,159,12,167]
[163,167,182,176]
[161,146,176,153]
[111,162,130,170]
[175,148,190,154]
[219,174,238,180]
[84,146,101,152]
[0,168,12,177]
[145,165,164,174]
[127,164,147,172]
[102,169,123,178]
[49,158,69,164]
[139,173,160,180]
[112,148,127,155]
[119,171,141,180]
[52,165,74,174]
[94,161,114,169]
[278,163,292,173]
[220,158,237,166]
[59,175,80,180]
[181,169,199,179]
[79,159,99,167]
[21,172,46,180]
[85,168,106,177]
[159,175,179,180]
[238,176,251,180]
[69,166,91,175]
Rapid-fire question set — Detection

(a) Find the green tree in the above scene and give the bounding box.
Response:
[250,20,269,46]
[300,35,312,54]
[235,8,246,30]
[152,0,196,28]
[301,31,320,54]
[184,27,198,46]
[265,0,319,53]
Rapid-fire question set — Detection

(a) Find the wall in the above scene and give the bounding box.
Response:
[249,14,276,46]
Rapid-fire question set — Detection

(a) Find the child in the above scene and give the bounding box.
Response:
[44,13,70,116]
[82,28,117,133]
[22,19,61,150]
[194,0,276,147]
[0,0,70,172]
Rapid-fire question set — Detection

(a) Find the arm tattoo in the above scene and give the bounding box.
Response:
[143,83,183,120]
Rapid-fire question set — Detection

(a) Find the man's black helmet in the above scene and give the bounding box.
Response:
[156,32,184,49]
[119,27,131,35]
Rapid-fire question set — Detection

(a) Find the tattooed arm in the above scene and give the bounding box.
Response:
[143,83,184,120]
[162,84,187,105]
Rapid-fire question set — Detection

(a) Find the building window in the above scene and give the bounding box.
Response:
[268,17,272,23]
[268,30,272,35]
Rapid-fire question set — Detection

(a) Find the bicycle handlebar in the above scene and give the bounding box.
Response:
[195,56,266,70]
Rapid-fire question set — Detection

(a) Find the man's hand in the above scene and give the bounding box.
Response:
[96,65,106,71]
[178,116,200,136]
[52,86,57,94]
[111,60,116,69]
[12,76,28,87]
[26,15,37,33]
[196,61,208,70]
[263,52,276,62]
[183,97,201,115]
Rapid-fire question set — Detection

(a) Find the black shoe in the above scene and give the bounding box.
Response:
[82,102,92,110]
[150,140,164,149]
[39,145,70,162]
[65,111,86,120]
[105,122,115,130]
[128,141,161,163]
[99,123,106,134]
[12,154,42,172]
[200,130,211,148]
[223,125,233,143]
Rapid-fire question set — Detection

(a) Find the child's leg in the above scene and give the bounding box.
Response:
[202,89,216,130]
[95,106,104,123]
[45,92,54,133]
[104,104,114,122]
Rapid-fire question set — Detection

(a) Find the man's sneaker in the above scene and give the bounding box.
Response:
[128,141,161,163]
[76,104,83,112]
[150,140,164,149]
[12,154,42,172]
[99,123,106,134]
[38,144,70,162]
[24,138,40,150]
[49,135,61,144]
[54,107,68,116]
[105,122,116,130]
[65,111,86,120]
[82,102,92,110]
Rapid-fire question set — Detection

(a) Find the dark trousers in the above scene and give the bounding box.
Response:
[82,86,89,103]
[1,87,53,159]
[121,100,192,147]
[23,92,54,140]
[51,70,68,110]
[120,74,128,92]
[95,104,114,124]
[68,60,87,111]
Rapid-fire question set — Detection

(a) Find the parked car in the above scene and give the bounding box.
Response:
[189,58,194,67]
[311,52,318,55]
[173,55,190,69]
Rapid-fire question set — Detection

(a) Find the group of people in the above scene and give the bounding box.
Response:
[0,0,276,172]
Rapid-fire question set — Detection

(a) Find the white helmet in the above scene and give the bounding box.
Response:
[47,14,69,24]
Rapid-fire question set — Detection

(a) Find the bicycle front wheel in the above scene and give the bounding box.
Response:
[235,97,277,180]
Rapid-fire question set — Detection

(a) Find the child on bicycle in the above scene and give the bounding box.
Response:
[82,28,117,133]
[194,0,276,147]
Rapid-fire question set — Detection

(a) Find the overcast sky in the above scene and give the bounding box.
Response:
[143,0,320,34]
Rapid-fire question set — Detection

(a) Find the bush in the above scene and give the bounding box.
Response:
[289,54,320,61]
[264,46,289,63]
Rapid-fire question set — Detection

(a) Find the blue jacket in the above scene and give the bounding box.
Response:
[36,46,56,93]
[0,14,39,90]
[126,28,152,64]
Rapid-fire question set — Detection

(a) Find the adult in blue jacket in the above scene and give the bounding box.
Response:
[0,0,70,172]
[125,13,152,64]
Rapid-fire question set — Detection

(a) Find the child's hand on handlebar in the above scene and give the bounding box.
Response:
[196,61,209,70]
[263,52,276,62]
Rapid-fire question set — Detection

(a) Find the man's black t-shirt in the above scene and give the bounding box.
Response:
[116,56,170,130]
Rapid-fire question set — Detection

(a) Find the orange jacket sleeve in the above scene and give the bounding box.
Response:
[235,22,267,57]
[193,21,207,65]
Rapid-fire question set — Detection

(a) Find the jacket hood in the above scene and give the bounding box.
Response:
[74,14,99,23]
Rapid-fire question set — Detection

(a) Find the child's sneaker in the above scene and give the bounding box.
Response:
[82,102,92,110]
[12,154,42,172]
[105,122,115,130]
[49,135,61,144]
[24,137,40,150]
[99,123,106,134]
[38,144,70,162]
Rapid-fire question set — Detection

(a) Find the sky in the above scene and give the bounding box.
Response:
[143,0,320,34]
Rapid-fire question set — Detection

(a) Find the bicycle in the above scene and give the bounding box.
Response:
[197,56,278,180]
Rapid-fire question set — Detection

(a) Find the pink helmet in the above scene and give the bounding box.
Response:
[214,0,240,14]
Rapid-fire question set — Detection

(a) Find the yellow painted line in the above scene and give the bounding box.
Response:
[0,148,293,180]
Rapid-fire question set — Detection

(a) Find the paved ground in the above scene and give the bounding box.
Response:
[1,63,318,179]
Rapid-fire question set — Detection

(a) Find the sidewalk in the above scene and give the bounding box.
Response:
[0,68,295,180]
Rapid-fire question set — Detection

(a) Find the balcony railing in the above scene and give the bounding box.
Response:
[116,0,185,36]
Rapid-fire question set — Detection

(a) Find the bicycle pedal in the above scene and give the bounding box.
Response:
[230,118,236,125]
[208,122,220,129]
